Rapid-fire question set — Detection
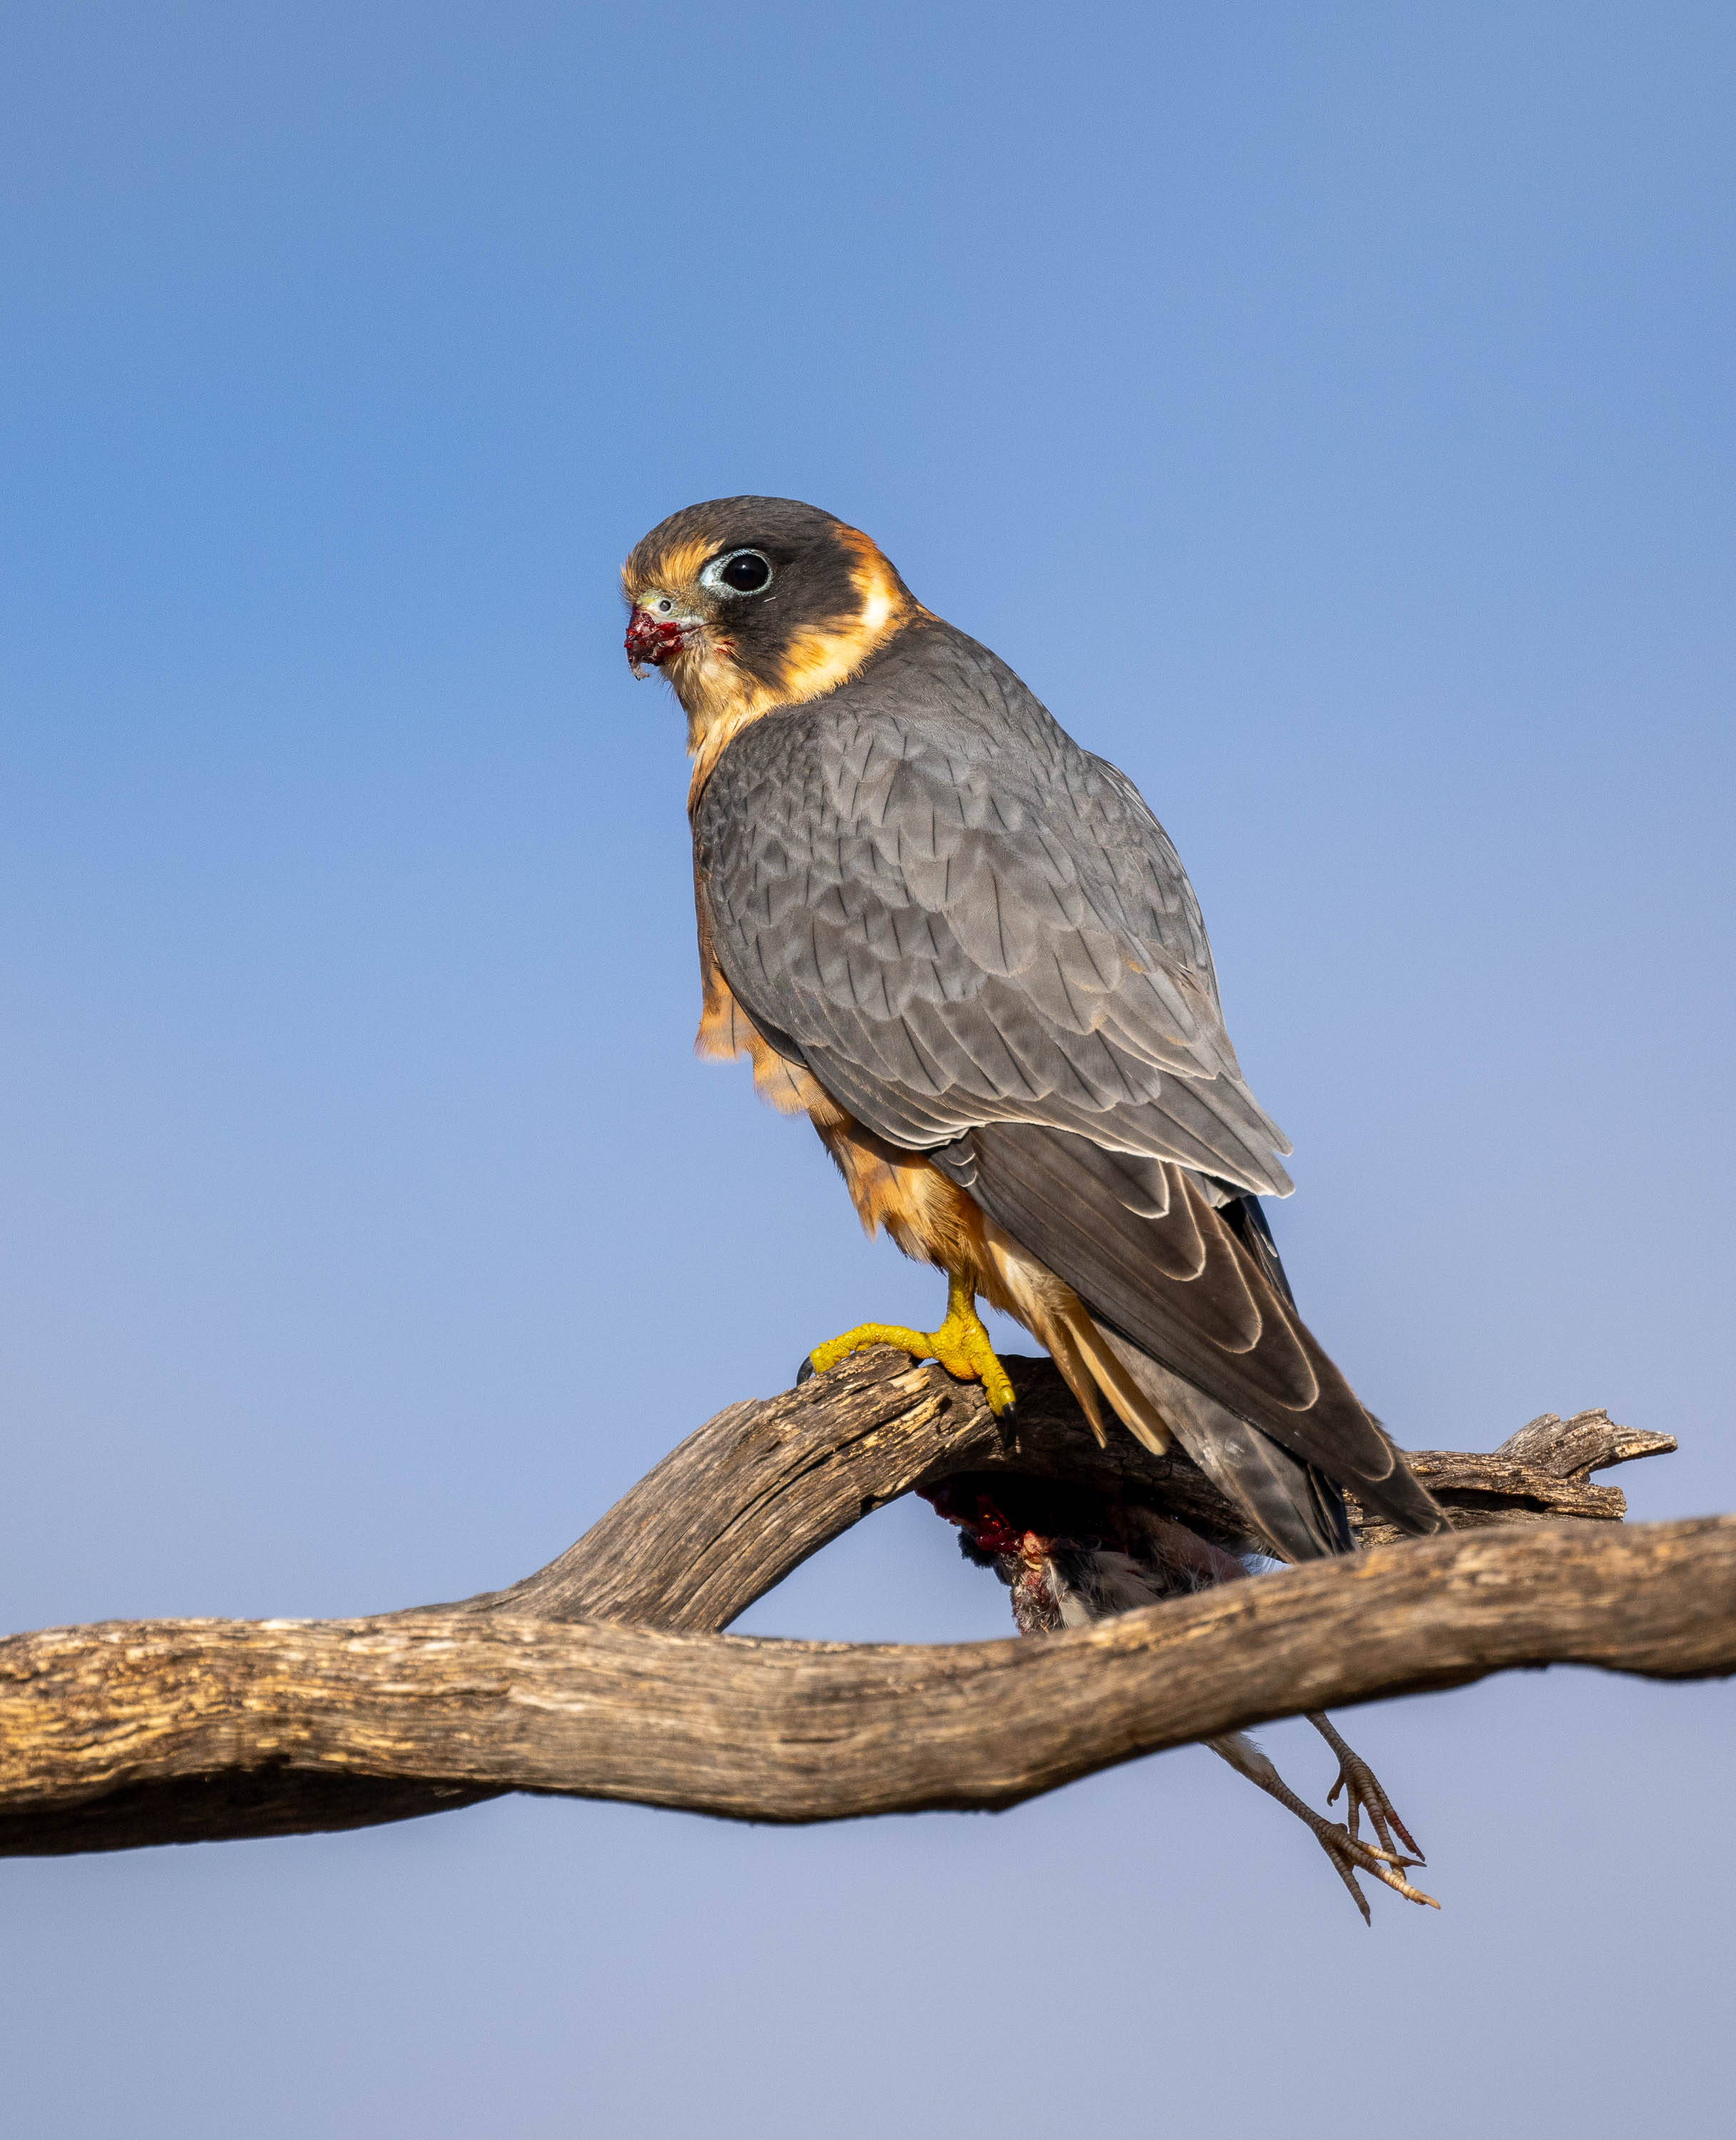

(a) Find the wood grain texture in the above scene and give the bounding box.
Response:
[1349,1410,1676,1544]
[435,1351,1255,1630]
[0,1350,1693,1858]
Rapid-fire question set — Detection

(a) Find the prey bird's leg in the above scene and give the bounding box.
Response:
[805,1271,1016,1415]
[1307,1712,1424,1864]
[1207,1732,1439,1925]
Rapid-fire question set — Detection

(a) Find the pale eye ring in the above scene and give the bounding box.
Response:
[701,548,773,597]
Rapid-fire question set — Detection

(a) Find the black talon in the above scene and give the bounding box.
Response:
[795,1355,817,1385]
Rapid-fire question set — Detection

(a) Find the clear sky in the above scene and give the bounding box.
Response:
[4,4,1733,2134]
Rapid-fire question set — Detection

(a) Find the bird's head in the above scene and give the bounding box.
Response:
[621,496,922,785]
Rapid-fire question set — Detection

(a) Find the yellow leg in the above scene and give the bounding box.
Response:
[807,1273,1016,1415]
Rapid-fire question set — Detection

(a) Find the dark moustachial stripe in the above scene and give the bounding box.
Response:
[627,496,908,696]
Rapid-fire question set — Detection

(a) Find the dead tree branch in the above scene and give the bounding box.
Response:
[0,1350,1699,1858]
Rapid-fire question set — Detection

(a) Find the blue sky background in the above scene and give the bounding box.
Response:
[4,4,1733,2133]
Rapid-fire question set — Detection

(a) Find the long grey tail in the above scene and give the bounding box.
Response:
[1101,1328,1355,1562]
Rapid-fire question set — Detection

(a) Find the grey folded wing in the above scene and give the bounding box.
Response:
[942,1124,1447,1542]
[693,621,1295,1197]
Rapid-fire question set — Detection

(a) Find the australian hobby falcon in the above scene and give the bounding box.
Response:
[621,496,1448,1568]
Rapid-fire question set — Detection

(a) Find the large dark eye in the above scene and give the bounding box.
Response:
[705,548,772,596]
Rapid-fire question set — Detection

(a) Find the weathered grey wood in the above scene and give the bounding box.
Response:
[0,1350,1688,1857]
[3,1518,1730,1858]
[1495,1408,1678,1479]
[436,1350,1252,1631]
[1350,1409,1678,1546]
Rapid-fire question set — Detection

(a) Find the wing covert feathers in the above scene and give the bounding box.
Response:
[693,618,1295,1199]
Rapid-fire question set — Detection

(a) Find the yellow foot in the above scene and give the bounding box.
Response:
[806,1275,1016,1415]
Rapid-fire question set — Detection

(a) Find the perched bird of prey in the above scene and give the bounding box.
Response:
[623,495,1448,1909]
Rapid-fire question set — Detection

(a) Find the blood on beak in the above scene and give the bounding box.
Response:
[625,604,688,678]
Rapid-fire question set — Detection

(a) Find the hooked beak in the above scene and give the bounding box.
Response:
[625,603,696,678]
